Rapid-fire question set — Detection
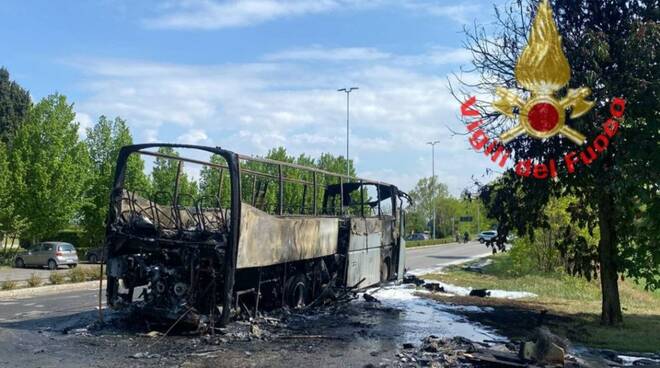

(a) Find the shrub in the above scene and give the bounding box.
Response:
[67,267,87,283]
[83,267,103,281]
[26,273,42,288]
[49,272,65,285]
[1,280,18,290]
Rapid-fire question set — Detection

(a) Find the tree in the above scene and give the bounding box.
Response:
[458,0,659,324]
[151,147,197,205]
[199,153,230,206]
[199,148,359,214]
[407,177,449,236]
[404,179,493,237]
[316,153,356,177]
[81,116,149,247]
[0,141,28,257]
[9,94,90,241]
[507,196,598,274]
[0,67,31,144]
[438,196,491,238]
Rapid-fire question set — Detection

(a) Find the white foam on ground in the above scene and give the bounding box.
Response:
[362,284,503,343]
[488,289,537,299]
[618,355,660,365]
[417,278,537,299]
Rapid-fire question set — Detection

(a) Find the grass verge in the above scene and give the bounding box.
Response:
[422,253,660,353]
[406,237,456,248]
[1,280,18,290]
[26,273,42,287]
[49,272,66,285]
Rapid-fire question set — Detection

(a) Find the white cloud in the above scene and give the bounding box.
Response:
[144,129,159,143]
[265,46,391,62]
[178,129,209,145]
[144,0,342,30]
[426,48,473,65]
[141,0,484,30]
[403,2,480,24]
[70,45,492,195]
[75,111,93,138]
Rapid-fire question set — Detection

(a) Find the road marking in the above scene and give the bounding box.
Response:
[58,295,82,299]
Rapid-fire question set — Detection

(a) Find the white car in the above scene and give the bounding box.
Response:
[478,230,497,243]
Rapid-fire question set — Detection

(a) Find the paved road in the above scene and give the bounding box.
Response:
[0,241,493,322]
[405,240,493,274]
[0,285,103,323]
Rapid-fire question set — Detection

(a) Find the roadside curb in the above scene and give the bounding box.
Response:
[0,280,102,299]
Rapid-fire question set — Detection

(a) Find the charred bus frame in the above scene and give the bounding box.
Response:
[105,144,408,326]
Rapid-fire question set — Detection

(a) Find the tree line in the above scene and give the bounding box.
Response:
[0,68,357,257]
[404,176,494,238]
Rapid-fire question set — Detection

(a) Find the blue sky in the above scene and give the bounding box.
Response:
[2,0,506,195]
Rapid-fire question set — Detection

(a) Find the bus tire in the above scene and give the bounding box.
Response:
[285,274,309,308]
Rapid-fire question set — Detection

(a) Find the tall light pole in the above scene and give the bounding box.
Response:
[338,87,358,177]
[427,140,440,239]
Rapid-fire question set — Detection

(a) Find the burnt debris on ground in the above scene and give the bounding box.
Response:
[2,281,655,367]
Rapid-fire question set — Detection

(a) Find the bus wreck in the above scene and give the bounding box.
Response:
[105,144,408,327]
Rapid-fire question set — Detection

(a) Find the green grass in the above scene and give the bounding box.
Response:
[1,280,18,290]
[48,272,65,285]
[423,253,660,352]
[66,267,87,283]
[26,273,42,288]
[406,236,455,248]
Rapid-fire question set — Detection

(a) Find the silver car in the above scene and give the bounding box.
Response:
[14,242,79,270]
[478,230,498,243]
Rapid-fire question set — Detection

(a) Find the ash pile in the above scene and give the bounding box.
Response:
[383,330,590,368]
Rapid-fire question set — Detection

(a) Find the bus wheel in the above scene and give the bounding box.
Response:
[286,274,309,308]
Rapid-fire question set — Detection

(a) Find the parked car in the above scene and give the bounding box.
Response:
[477,230,498,243]
[86,247,107,263]
[14,242,79,270]
[407,233,430,241]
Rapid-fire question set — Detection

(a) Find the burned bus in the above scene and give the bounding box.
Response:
[105,144,408,326]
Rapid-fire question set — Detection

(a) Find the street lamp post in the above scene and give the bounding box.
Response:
[338,87,358,177]
[427,140,440,239]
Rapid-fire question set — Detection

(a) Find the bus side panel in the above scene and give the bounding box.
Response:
[236,203,339,269]
[346,218,382,287]
[397,211,406,281]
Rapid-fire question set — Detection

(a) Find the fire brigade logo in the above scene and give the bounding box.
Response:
[493,0,594,145]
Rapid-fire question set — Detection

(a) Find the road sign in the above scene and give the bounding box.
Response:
[459,216,473,222]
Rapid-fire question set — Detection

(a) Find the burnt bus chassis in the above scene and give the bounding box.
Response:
[105,143,407,327]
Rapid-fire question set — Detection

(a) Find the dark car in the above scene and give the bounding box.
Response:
[86,247,107,263]
[407,233,430,241]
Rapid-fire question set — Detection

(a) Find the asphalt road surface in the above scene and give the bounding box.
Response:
[405,240,493,274]
[0,284,103,324]
[1,241,491,323]
[0,241,497,368]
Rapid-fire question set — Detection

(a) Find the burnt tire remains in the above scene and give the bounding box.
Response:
[286,274,309,308]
